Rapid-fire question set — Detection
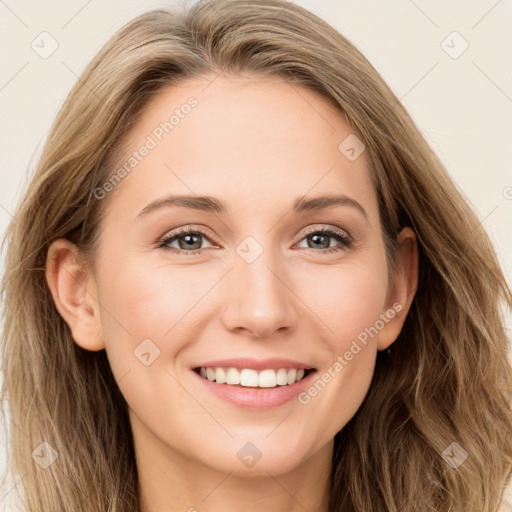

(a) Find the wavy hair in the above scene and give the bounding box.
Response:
[1,0,511,510]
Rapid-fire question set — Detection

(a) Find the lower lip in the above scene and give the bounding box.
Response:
[192,370,317,409]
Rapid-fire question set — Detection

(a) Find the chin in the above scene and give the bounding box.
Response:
[197,433,317,477]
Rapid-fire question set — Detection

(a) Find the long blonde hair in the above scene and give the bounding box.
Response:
[1,1,511,510]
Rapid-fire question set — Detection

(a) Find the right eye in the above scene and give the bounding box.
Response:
[158,226,218,255]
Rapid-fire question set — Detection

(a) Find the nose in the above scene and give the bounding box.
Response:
[220,245,298,339]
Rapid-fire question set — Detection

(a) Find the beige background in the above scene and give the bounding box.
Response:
[0,1,511,510]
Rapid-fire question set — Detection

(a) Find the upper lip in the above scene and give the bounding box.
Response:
[193,357,316,371]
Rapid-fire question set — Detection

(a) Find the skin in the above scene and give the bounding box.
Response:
[46,73,418,512]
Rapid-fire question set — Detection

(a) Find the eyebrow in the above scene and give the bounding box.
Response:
[136,194,369,221]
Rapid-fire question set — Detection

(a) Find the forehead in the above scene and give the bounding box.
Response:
[106,73,377,221]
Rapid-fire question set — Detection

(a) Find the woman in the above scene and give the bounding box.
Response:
[1,0,511,510]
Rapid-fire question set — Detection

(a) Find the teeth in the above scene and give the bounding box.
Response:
[226,367,240,385]
[258,369,276,388]
[215,367,226,384]
[240,369,258,387]
[197,367,309,387]
[276,368,288,385]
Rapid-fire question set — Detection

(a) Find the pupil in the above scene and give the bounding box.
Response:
[310,234,328,249]
[180,234,201,250]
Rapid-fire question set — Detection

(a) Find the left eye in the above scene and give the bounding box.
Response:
[296,229,351,252]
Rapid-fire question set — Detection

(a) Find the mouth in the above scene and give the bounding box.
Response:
[193,366,316,388]
[191,359,318,409]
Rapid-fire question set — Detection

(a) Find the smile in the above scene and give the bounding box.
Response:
[196,366,313,388]
[191,358,318,409]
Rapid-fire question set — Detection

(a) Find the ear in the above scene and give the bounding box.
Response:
[377,226,419,351]
[45,238,105,351]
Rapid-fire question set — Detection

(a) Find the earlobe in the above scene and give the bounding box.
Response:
[377,226,419,351]
[45,238,105,352]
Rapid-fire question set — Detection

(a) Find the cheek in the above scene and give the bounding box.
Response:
[98,255,201,338]
[292,252,388,430]
[95,253,222,380]
[94,256,174,378]
[95,258,201,417]
[297,255,389,346]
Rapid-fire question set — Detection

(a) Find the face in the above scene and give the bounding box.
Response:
[48,73,416,479]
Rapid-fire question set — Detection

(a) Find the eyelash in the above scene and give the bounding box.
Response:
[157,225,353,256]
